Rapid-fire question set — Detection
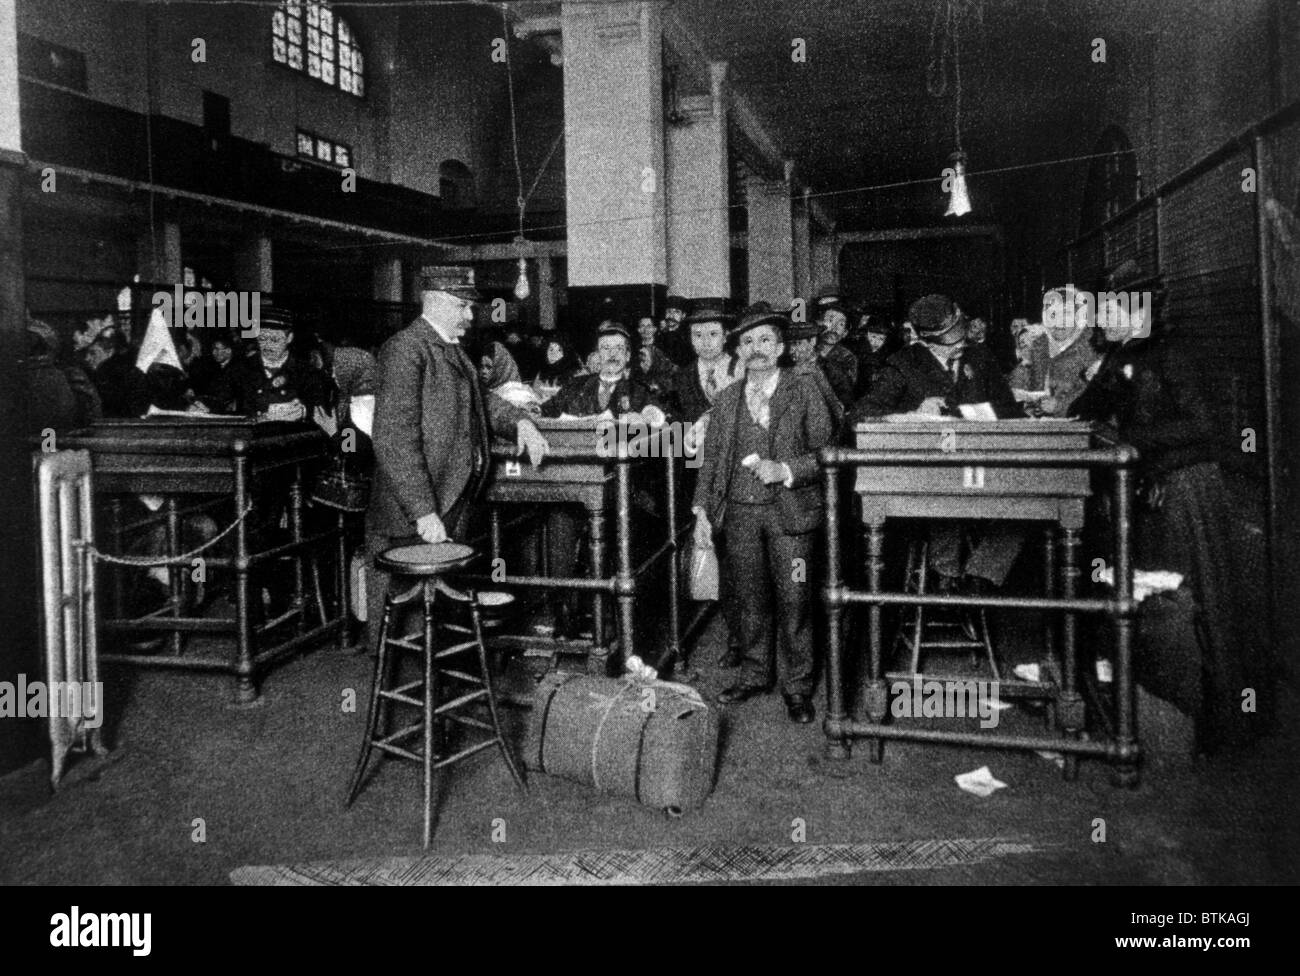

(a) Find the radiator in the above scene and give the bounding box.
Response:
[34,450,105,785]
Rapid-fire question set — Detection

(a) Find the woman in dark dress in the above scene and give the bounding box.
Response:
[1070,276,1272,753]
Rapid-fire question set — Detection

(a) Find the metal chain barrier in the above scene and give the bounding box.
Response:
[83,504,253,567]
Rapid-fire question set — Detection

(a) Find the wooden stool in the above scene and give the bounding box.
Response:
[895,538,1000,680]
[344,542,526,847]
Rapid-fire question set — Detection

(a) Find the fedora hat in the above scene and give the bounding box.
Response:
[726,301,789,348]
[684,296,735,327]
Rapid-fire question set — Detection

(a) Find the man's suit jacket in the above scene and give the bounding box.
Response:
[674,356,743,423]
[540,372,664,418]
[818,342,859,406]
[846,341,1023,425]
[692,369,835,536]
[220,355,331,416]
[367,318,527,540]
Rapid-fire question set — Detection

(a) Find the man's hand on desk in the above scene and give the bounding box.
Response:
[516,418,549,467]
[416,512,449,544]
[915,396,947,417]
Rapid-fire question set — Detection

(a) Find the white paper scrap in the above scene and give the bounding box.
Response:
[1013,663,1041,683]
[955,766,1008,798]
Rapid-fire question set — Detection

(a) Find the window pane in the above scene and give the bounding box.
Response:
[338,21,351,44]
[322,35,333,61]
[273,37,287,62]
[335,146,350,167]
[316,140,332,162]
[354,74,363,97]
[308,52,320,77]
[273,11,285,35]
[297,131,314,155]
[288,47,302,69]
[287,18,300,45]
[307,2,318,27]
[307,27,319,53]
[287,0,301,19]
[321,7,333,33]
[353,50,363,74]
[322,59,335,85]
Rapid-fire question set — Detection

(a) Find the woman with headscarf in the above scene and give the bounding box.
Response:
[1069,267,1272,753]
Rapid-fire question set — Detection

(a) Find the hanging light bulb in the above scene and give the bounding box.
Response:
[513,256,531,301]
[945,152,972,217]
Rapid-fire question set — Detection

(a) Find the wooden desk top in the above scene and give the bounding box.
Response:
[57,417,330,493]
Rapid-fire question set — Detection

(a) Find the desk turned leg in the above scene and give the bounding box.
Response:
[859,523,888,764]
[290,467,306,636]
[165,497,183,657]
[109,498,125,618]
[1042,526,1058,731]
[1058,527,1084,781]
[232,455,257,704]
[337,511,353,649]
[615,464,635,671]
[587,506,609,676]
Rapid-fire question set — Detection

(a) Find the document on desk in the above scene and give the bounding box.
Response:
[957,402,998,421]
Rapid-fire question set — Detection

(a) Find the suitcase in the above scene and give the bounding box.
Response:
[525,673,719,815]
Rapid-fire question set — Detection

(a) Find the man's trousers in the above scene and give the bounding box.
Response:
[721,501,816,697]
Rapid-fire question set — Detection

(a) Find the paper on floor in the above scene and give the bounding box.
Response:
[955,766,1008,797]
[1013,663,1041,683]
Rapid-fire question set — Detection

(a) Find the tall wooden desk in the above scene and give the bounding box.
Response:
[474,418,691,676]
[57,417,344,704]
[820,419,1143,785]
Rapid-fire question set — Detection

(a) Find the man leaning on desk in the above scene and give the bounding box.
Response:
[365,266,550,644]
[845,293,1025,593]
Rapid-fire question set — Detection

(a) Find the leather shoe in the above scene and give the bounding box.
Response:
[784,694,815,724]
[717,683,768,705]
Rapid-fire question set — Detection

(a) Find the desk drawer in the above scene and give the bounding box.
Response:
[855,464,1090,498]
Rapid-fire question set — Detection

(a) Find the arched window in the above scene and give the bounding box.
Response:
[1079,127,1139,233]
[439,160,477,211]
[272,1,364,97]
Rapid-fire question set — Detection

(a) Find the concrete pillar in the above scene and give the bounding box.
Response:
[665,61,730,300]
[136,220,183,285]
[373,255,403,303]
[561,0,666,329]
[235,235,273,295]
[746,172,794,309]
[792,195,812,301]
[811,232,838,292]
[537,255,557,331]
[0,0,41,775]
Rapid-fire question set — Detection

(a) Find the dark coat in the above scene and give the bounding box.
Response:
[818,342,859,406]
[692,368,836,535]
[220,354,332,416]
[367,319,528,539]
[1068,337,1219,480]
[847,341,1023,424]
[673,355,743,423]
[540,372,664,418]
[92,353,151,419]
[656,325,694,368]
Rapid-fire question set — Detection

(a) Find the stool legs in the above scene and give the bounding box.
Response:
[345,597,394,806]
[423,583,438,848]
[470,597,526,791]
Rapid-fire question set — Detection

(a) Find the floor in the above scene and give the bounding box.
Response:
[2,595,1297,886]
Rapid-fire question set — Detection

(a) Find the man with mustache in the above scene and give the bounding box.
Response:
[691,304,836,723]
[540,322,667,641]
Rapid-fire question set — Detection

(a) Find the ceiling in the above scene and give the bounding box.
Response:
[670,0,1119,228]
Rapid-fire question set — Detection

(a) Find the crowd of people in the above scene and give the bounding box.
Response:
[21,261,1272,752]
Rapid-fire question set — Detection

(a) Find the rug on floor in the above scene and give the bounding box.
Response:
[230,836,1047,886]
